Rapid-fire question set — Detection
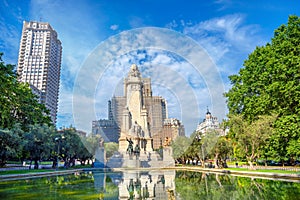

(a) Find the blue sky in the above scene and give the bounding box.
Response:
[0,0,299,135]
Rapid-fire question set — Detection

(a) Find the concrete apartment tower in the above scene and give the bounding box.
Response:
[17,21,62,124]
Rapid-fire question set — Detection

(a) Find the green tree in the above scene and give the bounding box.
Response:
[57,127,93,168]
[228,114,276,168]
[171,136,191,164]
[105,142,118,159]
[84,133,103,157]
[58,127,80,168]
[24,124,55,169]
[211,136,232,168]
[0,125,22,166]
[77,135,93,165]
[0,53,51,130]
[225,15,300,163]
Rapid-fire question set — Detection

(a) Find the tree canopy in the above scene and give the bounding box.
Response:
[225,15,299,120]
[0,53,51,130]
[225,15,300,163]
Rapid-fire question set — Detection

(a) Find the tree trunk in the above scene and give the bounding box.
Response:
[214,153,219,168]
[52,159,57,169]
[71,158,75,167]
[221,159,228,168]
[29,160,32,169]
[248,160,254,169]
[34,159,39,169]
[215,174,223,187]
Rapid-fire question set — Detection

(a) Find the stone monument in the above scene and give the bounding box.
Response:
[163,137,175,166]
[94,138,106,168]
[106,64,175,168]
[118,64,153,153]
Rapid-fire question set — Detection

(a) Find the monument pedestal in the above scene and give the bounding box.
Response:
[94,147,106,168]
[163,147,175,167]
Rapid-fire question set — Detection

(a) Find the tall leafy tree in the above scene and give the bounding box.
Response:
[211,136,232,168]
[171,136,191,164]
[228,114,276,168]
[0,125,22,166]
[0,53,51,131]
[104,142,118,159]
[24,124,56,169]
[57,127,93,168]
[225,15,300,163]
[77,135,93,165]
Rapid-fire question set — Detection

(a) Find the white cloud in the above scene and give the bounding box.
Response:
[184,14,262,53]
[180,14,266,93]
[214,0,234,11]
[165,20,178,29]
[0,1,24,63]
[0,20,20,63]
[110,24,119,31]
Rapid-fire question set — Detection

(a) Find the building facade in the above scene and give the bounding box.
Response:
[196,109,225,136]
[92,64,184,149]
[17,21,62,123]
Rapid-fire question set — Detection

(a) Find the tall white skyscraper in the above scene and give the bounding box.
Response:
[17,21,62,124]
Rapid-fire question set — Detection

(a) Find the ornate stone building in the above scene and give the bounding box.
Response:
[196,109,225,135]
[92,64,184,149]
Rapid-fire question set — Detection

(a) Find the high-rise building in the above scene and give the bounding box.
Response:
[17,21,62,124]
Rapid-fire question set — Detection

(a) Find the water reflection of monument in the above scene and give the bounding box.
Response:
[119,170,176,200]
[93,170,176,199]
[105,65,181,168]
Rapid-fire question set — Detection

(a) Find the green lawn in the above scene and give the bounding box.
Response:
[6,161,54,165]
[0,169,53,175]
[227,167,300,174]
[0,164,92,176]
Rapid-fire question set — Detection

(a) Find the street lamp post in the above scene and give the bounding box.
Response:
[55,137,60,170]
[55,135,64,170]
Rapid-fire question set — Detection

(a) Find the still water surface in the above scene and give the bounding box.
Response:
[0,170,299,199]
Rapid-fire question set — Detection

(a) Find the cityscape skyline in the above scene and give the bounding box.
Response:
[0,0,299,135]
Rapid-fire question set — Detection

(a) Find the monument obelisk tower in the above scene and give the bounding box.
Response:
[118,64,153,152]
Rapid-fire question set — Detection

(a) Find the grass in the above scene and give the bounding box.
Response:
[0,164,92,176]
[176,165,300,175]
[226,167,300,174]
[0,169,53,175]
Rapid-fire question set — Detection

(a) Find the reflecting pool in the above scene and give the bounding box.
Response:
[0,170,299,199]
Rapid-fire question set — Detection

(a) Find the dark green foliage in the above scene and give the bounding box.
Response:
[0,53,51,131]
[225,15,300,163]
[226,15,300,120]
[23,124,56,169]
[0,125,22,167]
